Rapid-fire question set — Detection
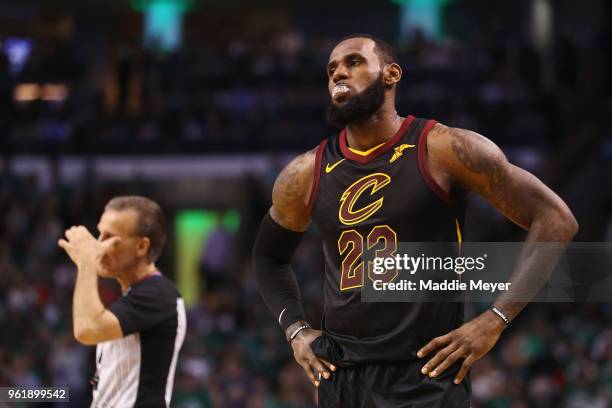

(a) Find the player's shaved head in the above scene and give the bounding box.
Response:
[335,34,398,67]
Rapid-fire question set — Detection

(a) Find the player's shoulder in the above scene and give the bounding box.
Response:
[270,142,326,231]
[428,122,501,157]
[428,121,451,141]
[285,143,322,176]
[426,121,507,184]
[424,122,452,157]
[272,143,323,201]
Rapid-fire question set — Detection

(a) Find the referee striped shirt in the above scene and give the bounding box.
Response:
[91,273,186,407]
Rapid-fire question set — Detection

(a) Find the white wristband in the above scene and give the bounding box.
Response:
[491,306,510,325]
[289,325,310,343]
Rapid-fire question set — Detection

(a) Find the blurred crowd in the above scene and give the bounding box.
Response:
[0,16,596,154]
[0,162,326,408]
[0,163,611,408]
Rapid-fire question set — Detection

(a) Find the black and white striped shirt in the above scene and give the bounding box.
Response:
[91,273,186,407]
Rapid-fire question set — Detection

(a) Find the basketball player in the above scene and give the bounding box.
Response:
[58,196,186,407]
[253,34,578,407]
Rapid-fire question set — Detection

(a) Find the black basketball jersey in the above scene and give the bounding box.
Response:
[309,115,466,364]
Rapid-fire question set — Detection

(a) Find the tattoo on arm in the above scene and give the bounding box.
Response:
[271,150,316,231]
[448,127,523,224]
[437,125,578,323]
[274,161,304,213]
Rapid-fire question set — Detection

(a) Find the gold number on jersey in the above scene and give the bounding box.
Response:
[338,230,365,290]
[338,225,398,291]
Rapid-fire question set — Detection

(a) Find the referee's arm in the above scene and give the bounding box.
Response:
[72,259,123,345]
[59,226,123,345]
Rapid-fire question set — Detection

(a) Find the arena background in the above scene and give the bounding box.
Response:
[0,0,610,406]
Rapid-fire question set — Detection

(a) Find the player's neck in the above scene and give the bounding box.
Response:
[117,263,157,292]
[345,107,402,152]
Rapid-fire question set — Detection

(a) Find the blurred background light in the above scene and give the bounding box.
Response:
[175,209,240,307]
[134,0,193,52]
[41,84,68,102]
[13,83,39,102]
[531,0,553,51]
[3,37,32,74]
[13,83,68,103]
[392,0,450,42]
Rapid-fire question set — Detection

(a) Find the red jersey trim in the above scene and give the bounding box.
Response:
[307,139,327,214]
[339,115,415,164]
[417,120,450,203]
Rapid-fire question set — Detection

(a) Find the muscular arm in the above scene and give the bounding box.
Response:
[430,124,577,233]
[269,149,316,231]
[417,124,578,384]
[254,148,334,386]
[254,148,316,329]
[428,124,578,319]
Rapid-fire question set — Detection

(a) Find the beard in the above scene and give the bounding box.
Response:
[326,72,386,128]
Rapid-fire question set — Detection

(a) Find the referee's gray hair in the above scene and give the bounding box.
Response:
[105,195,167,263]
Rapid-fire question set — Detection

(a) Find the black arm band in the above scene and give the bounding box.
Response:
[253,213,306,330]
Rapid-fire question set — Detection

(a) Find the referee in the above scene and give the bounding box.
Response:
[58,196,186,407]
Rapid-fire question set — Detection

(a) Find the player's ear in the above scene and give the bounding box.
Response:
[384,63,402,87]
[137,237,151,260]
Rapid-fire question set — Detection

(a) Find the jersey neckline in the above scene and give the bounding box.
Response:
[339,115,415,164]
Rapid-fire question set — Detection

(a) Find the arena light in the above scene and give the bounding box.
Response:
[132,0,193,52]
[2,37,32,74]
[13,83,69,103]
[531,0,553,51]
[392,0,451,42]
[13,83,39,102]
[41,84,68,102]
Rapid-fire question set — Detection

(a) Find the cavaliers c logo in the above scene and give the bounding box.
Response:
[339,173,391,226]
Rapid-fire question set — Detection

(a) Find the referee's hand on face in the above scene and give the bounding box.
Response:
[58,225,121,269]
[287,325,336,387]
